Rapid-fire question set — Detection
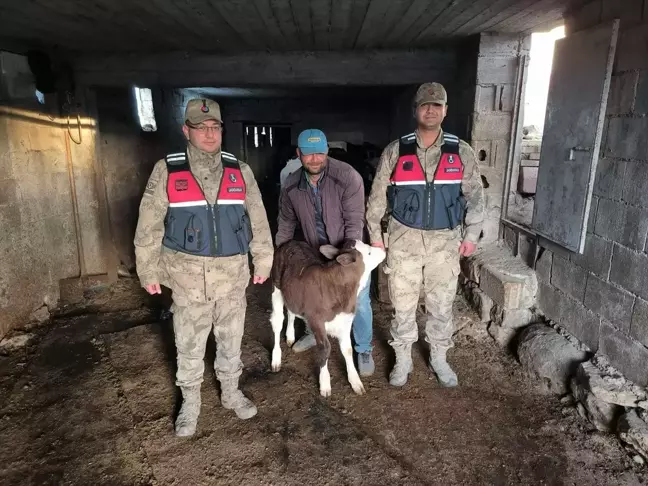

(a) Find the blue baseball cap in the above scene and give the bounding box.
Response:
[297,129,328,155]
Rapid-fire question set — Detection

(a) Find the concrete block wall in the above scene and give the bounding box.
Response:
[0,51,107,338]
[96,87,166,270]
[471,33,530,244]
[532,0,648,386]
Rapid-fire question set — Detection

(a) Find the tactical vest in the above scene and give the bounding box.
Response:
[161,151,252,257]
[387,132,466,231]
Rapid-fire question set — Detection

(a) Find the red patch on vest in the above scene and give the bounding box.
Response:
[175,179,189,191]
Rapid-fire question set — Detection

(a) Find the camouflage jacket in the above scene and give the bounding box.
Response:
[366,129,485,245]
[133,143,274,287]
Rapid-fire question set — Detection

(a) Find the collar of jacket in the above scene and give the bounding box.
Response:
[415,128,445,149]
[187,142,222,166]
[297,158,329,191]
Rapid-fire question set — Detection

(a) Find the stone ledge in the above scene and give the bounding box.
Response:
[461,244,538,310]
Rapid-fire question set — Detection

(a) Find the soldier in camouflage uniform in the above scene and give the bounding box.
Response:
[134,99,273,436]
[366,83,484,388]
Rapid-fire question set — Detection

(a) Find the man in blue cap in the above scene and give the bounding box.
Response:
[275,129,375,376]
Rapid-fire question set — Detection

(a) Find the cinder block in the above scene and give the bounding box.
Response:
[594,198,624,240]
[605,117,648,160]
[480,267,525,309]
[594,158,625,200]
[535,248,553,283]
[616,25,648,72]
[620,205,648,251]
[476,57,518,85]
[610,244,648,300]
[630,298,648,347]
[607,71,638,115]
[478,33,522,57]
[539,282,601,352]
[584,275,635,332]
[635,71,648,115]
[571,233,613,278]
[517,166,538,195]
[599,320,648,387]
[623,162,648,209]
[471,112,512,140]
[476,85,497,112]
[551,256,588,302]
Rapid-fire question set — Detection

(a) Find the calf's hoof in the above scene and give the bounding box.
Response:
[349,377,366,395]
[271,348,281,372]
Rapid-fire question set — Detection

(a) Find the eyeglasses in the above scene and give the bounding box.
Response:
[187,123,223,134]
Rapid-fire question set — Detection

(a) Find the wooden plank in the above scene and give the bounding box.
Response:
[414,0,480,41]
[270,0,302,50]
[73,49,457,87]
[290,0,315,49]
[310,0,333,49]
[382,0,433,45]
[354,0,392,48]
[391,0,453,47]
[254,0,291,50]
[328,0,353,50]
[344,0,371,49]
[212,0,268,50]
[440,0,521,37]
[490,0,563,33]
[375,0,419,47]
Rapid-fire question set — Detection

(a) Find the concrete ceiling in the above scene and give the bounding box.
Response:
[0,0,572,54]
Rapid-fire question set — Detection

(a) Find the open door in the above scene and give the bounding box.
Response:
[531,20,619,253]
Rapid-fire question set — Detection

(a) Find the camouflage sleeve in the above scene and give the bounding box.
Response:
[366,140,398,244]
[134,160,168,287]
[459,141,485,244]
[241,162,274,278]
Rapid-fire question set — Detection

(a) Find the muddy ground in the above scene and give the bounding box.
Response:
[0,278,646,486]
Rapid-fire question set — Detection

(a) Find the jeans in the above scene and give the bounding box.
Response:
[302,274,373,354]
[353,274,373,354]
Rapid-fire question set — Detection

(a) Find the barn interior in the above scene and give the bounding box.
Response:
[2,1,648,484]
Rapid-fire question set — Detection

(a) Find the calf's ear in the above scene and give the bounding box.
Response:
[336,253,356,266]
[320,245,339,259]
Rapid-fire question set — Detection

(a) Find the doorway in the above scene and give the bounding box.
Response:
[243,123,292,235]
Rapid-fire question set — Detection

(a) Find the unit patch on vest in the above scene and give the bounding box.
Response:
[228,187,243,193]
[403,161,414,171]
[175,179,189,191]
[229,173,237,183]
[445,168,460,173]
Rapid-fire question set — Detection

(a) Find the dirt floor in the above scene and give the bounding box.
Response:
[1,277,646,486]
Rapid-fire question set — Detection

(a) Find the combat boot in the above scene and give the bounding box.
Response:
[389,345,413,387]
[175,385,201,437]
[220,377,257,420]
[429,352,458,388]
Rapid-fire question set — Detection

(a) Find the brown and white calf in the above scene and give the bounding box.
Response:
[269,239,386,397]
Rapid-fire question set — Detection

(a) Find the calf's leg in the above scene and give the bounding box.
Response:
[270,287,285,372]
[312,322,332,397]
[336,313,365,395]
[286,311,296,347]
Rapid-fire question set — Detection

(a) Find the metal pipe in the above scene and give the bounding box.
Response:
[64,131,87,278]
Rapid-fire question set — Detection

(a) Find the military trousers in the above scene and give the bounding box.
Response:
[385,221,461,356]
[160,250,250,388]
